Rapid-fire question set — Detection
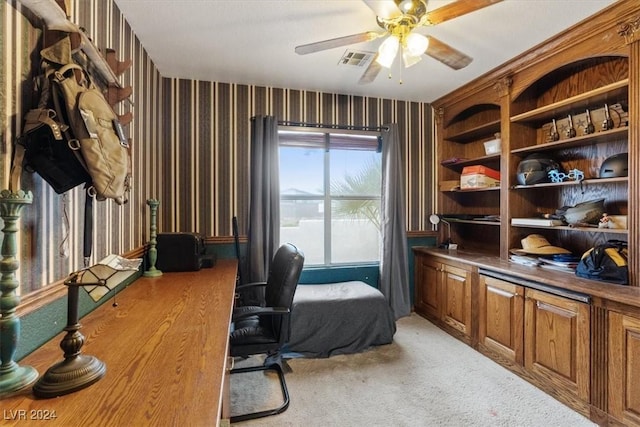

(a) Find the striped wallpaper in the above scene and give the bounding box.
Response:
[160,82,434,237]
[2,0,434,297]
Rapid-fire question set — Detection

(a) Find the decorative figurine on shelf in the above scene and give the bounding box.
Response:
[548,119,560,142]
[602,103,614,131]
[584,109,595,134]
[566,114,577,138]
[598,213,610,229]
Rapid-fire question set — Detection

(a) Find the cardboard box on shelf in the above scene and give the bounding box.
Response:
[439,180,460,191]
[460,165,500,189]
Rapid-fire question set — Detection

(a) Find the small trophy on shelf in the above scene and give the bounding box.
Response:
[566,114,577,138]
[602,103,614,131]
[584,109,595,134]
[548,119,560,142]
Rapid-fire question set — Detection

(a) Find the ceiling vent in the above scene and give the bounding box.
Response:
[338,50,375,67]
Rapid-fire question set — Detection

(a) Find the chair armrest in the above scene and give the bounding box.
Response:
[235,281,267,292]
[232,307,290,322]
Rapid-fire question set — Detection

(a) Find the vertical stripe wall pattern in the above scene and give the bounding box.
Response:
[161,82,434,237]
[3,0,433,296]
[2,0,162,293]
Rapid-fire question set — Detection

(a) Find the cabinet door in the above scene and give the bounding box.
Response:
[478,275,524,364]
[608,312,640,425]
[524,289,590,402]
[414,256,441,320]
[441,264,471,337]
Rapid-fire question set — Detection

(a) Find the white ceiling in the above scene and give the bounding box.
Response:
[113,0,616,103]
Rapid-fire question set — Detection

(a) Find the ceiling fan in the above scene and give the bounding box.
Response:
[295,0,503,84]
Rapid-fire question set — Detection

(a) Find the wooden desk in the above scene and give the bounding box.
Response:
[3,259,237,427]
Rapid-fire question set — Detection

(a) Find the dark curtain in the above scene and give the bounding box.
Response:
[247,115,280,284]
[380,123,411,319]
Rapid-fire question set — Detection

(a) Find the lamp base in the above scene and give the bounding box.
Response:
[32,354,106,398]
[0,365,38,398]
[143,267,163,277]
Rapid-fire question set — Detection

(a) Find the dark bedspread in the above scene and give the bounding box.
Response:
[286,281,396,358]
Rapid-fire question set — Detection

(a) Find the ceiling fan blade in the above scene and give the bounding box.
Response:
[361,0,401,19]
[425,36,472,70]
[425,0,503,25]
[295,31,382,55]
[358,55,383,84]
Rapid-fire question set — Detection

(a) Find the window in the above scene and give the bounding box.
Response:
[279,129,382,266]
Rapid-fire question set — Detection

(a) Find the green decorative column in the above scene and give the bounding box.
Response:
[0,190,38,397]
[144,198,162,277]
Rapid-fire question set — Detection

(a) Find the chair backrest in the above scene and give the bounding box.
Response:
[265,243,304,309]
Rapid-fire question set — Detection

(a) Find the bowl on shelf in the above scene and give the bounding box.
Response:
[561,198,605,225]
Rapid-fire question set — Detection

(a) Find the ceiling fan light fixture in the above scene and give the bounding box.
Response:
[405,32,429,56]
[376,35,400,68]
[398,0,414,13]
[402,49,422,68]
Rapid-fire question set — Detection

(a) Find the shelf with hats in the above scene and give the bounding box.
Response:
[421,3,640,425]
[507,53,629,261]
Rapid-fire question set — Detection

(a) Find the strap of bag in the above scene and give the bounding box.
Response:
[47,62,92,180]
[84,189,93,267]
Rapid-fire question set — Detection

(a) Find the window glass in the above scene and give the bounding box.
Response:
[279,130,381,266]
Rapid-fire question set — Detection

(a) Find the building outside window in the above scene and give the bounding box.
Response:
[279,129,382,266]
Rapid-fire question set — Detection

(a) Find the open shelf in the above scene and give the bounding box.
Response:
[510,80,629,124]
[443,219,501,226]
[510,127,628,155]
[511,224,628,235]
[444,119,501,143]
[445,186,500,193]
[511,176,628,190]
[441,153,500,170]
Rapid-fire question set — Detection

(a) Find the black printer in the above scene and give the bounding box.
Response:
[155,232,215,272]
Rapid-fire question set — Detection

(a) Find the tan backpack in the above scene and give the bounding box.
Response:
[48,62,131,204]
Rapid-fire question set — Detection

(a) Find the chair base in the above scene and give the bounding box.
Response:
[230,362,290,423]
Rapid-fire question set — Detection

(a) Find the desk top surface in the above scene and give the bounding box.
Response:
[3,259,237,427]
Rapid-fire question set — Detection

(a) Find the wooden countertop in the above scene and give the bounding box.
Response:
[413,247,640,310]
[2,259,237,427]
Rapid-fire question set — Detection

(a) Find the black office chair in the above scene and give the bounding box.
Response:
[229,243,304,423]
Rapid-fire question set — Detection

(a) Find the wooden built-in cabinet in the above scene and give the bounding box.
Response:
[478,274,524,365]
[414,255,472,343]
[417,2,640,425]
[608,310,640,426]
[524,288,591,410]
[477,273,590,413]
[432,0,637,265]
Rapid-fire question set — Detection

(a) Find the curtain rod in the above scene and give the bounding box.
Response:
[276,120,387,132]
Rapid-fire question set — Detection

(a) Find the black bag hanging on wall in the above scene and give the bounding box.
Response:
[13,108,91,194]
[575,240,629,285]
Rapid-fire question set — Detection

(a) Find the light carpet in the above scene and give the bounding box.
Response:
[231,313,596,426]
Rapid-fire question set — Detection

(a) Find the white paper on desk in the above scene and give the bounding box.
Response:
[80,254,142,302]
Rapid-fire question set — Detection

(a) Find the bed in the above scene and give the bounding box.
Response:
[286,281,396,358]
